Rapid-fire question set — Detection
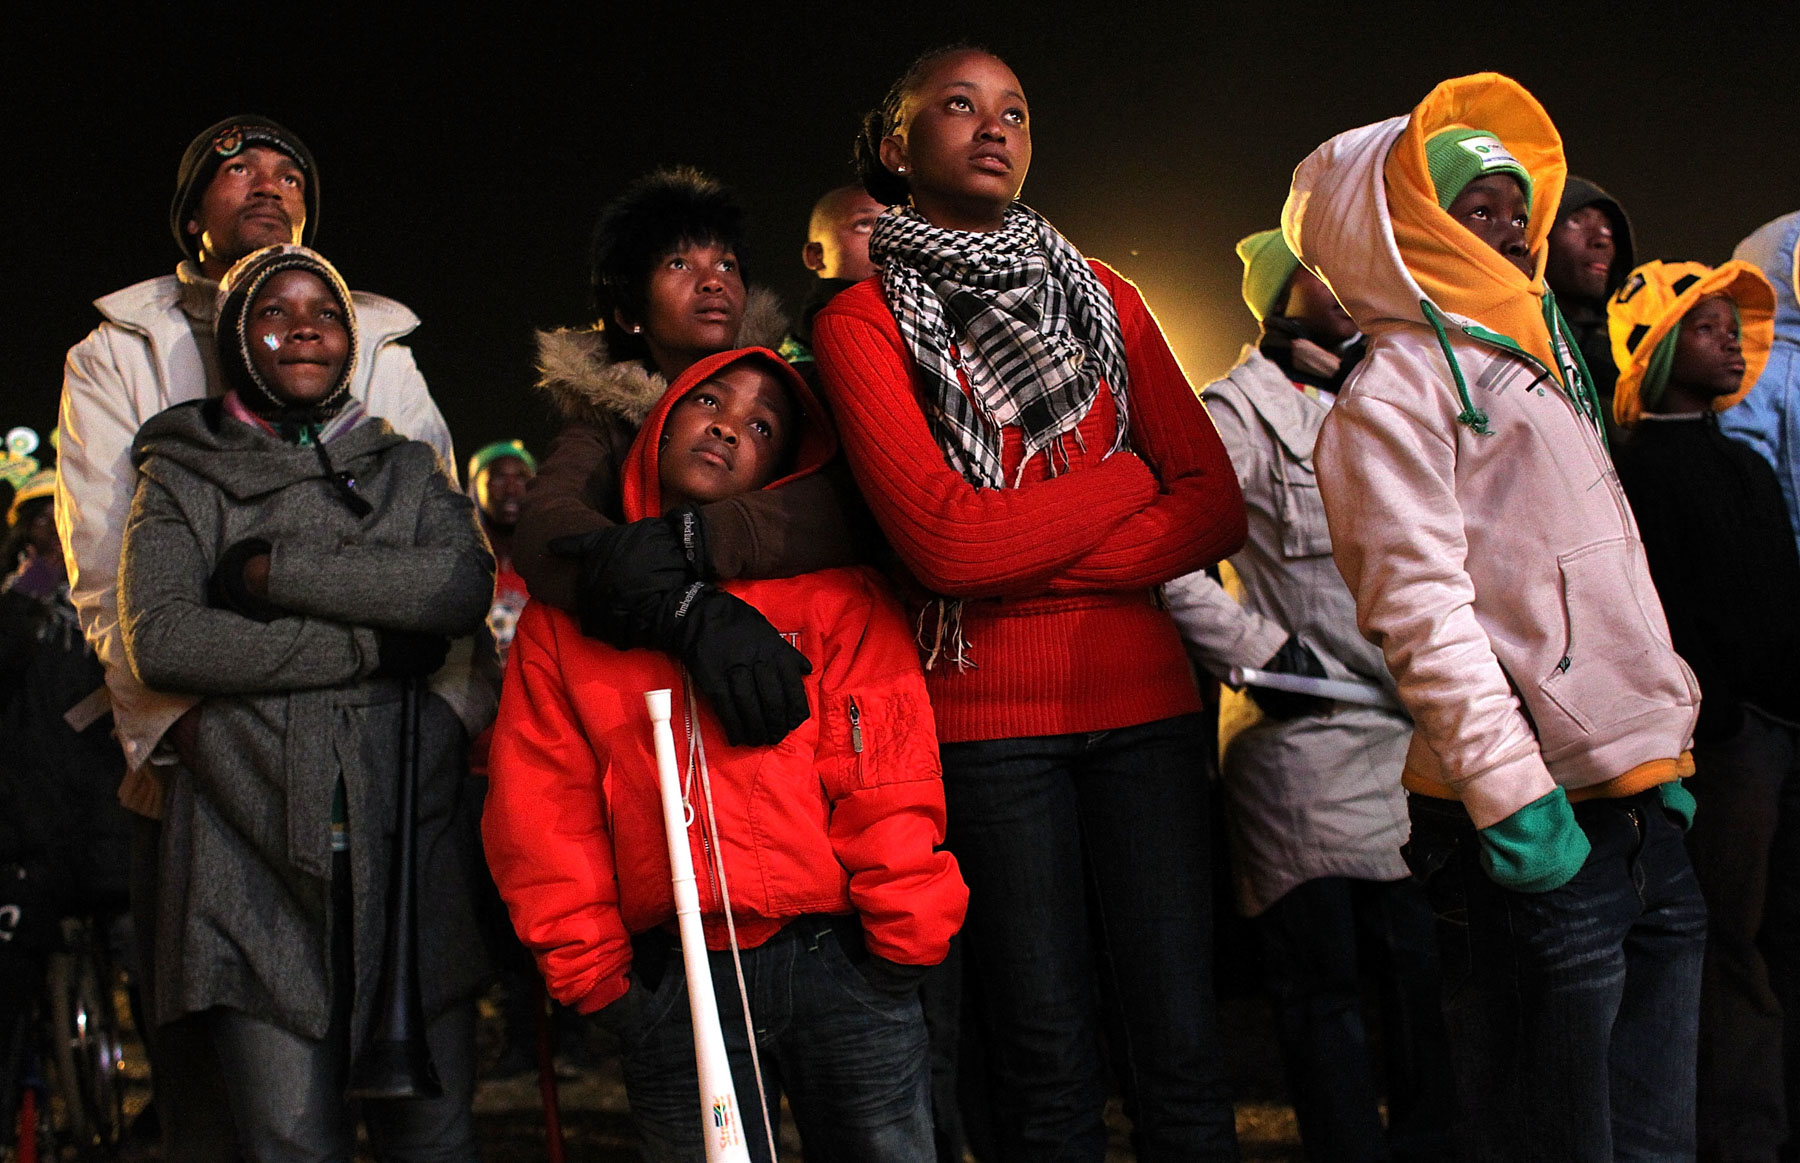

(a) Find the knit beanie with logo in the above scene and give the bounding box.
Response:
[1424,128,1534,214]
[171,115,320,264]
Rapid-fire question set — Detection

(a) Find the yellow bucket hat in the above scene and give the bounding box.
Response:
[1607,259,1774,426]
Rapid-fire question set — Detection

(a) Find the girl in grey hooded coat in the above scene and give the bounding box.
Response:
[119,245,494,1157]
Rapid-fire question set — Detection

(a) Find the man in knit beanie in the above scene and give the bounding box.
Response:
[52,115,459,1161]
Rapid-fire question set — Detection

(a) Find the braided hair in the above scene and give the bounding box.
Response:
[852,44,990,207]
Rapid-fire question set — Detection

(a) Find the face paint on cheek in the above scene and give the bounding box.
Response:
[262,334,281,351]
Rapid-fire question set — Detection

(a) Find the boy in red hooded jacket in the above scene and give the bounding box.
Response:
[483,347,966,1163]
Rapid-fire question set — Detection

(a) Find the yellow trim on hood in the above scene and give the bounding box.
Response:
[1383,74,1567,380]
[1607,260,1776,426]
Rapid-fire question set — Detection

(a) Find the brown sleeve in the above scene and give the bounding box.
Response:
[513,417,630,612]
[701,455,876,580]
[517,416,876,605]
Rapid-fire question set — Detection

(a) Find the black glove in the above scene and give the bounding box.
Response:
[373,630,451,679]
[207,537,283,622]
[1245,636,1331,721]
[659,583,812,747]
[550,512,701,650]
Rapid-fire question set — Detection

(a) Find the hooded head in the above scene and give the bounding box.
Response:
[1285,74,1567,378]
[1549,176,1636,303]
[621,348,835,522]
[1734,211,1800,349]
[215,245,358,426]
[1608,260,1775,425]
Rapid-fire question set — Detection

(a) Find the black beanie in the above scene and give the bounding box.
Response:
[171,115,320,264]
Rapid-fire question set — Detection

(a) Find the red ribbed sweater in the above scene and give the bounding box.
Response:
[812,261,1247,743]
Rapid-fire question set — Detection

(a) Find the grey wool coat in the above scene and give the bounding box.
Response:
[119,398,495,1041]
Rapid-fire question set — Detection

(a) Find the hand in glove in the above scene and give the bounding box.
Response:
[373,630,451,679]
[207,538,284,623]
[661,583,812,747]
[1245,635,1331,720]
[549,507,708,650]
[1476,787,1591,892]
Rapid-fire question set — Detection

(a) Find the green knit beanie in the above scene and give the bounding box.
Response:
[1236,228,1301,323]
[1425,128,1533,214]
[466,439,537,484]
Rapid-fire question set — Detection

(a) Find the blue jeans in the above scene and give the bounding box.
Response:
[605,915,932,1163]
[1406,790,1706,1163]
[1254,875,1455,1163]
[941,713,1238,1162]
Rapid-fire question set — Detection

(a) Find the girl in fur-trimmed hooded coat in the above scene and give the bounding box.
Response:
[119,245,494,1155]
[513,167,872,750]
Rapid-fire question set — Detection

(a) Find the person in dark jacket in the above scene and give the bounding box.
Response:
[514,168,869,753]
[118,245,494,1160]
[1546,175,1636,442]
[1608,257,1795,1162]
[0,471,133,911]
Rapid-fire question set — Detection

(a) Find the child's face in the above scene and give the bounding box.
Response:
[1445,174,1533,277]
[1670,294,1747,399]
[658,362,796,509]
[246,269,349,406]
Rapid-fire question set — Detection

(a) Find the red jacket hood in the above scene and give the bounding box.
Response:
[621,346,838,521]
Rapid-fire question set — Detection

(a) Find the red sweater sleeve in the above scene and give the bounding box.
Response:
[482,604,632,1014]
[812,291,1160,598]
[815,574,968,966]
[1041,267,1247,590]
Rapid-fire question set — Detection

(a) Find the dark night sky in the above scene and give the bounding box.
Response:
[8,3,1797,468]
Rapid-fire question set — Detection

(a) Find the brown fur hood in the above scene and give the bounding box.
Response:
[533,287,789,426]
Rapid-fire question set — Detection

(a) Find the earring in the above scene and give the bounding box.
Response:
[632,325,643,334]
[896,165,907,174]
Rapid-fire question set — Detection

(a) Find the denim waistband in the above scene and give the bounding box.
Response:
[1408,786,1665,829]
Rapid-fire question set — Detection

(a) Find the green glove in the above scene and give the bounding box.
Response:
[1476,787,1591,893]
[1657,780,1696,831]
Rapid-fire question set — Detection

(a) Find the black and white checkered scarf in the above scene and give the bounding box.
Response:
[871,204,1130,489]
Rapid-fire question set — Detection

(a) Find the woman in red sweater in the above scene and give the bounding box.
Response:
[812,46,1247,1162]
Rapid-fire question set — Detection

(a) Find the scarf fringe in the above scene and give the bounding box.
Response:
[915,598,976,673]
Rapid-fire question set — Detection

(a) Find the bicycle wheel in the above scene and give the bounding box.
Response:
[46,920,125,1154]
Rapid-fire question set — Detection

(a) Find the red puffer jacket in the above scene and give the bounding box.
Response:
[483,348,967,1013]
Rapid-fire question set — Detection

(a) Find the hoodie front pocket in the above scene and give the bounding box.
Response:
[1536,538,1687,751]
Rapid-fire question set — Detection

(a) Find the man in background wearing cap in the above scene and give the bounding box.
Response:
[52,114,455,1161]
[1165,228,1453,1163]
[1545,177,1636,444]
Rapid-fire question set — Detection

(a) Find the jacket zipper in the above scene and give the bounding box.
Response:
[848,696,865,784]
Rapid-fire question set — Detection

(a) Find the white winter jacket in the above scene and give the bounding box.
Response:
[1168,348,1410,915]
[1286,101,1698,831]
[55,263,460,813]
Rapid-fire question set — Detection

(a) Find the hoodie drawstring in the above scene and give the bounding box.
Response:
[1420,300,1492,435]
[310,438,373,519]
